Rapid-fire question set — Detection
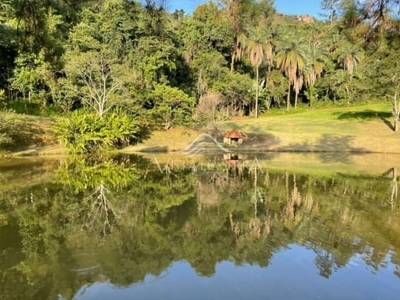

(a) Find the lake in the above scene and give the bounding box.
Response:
[1,152,399,300]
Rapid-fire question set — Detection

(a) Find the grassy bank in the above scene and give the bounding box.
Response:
[125,102,399,154]
[2,102,399,157]
[0,112,62,156]
[220,102,398,154]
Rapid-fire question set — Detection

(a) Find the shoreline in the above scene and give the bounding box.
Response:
[5,126,400,157]
[3,137,400,178]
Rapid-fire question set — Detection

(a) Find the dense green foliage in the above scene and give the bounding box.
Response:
[0,0,400,151]
[55,109,149,153]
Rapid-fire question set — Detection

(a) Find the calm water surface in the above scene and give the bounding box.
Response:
[0,154,399,300]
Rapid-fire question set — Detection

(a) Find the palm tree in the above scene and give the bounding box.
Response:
[337,42,363,75]
[246,27,270,118]
[223,0,275,72]
[221,0,248,72]
[275,35,308,110]
[304,41,327,106]
[340,0,360,28]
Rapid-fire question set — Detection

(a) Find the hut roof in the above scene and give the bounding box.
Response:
[223,129,246,139]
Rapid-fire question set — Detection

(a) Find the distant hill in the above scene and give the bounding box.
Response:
[273,13,316,25]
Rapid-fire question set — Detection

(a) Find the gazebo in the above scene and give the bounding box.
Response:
[223,129,246,145]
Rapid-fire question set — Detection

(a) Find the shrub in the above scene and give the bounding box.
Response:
[55,109,149,153]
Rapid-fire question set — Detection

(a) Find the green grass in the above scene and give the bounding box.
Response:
[0,111,59,155]
[122,102,398,157]
[218,102,397,154]
[225,102,392,133]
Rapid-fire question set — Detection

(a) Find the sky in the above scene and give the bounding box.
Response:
[166,0,324,18]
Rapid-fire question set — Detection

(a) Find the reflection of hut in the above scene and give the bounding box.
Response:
[224,153,243,168]
[223,130,247,145]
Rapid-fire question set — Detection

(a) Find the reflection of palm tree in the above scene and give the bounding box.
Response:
[249,157,264,216]
[390,170,398,209]
[382,167,398,209]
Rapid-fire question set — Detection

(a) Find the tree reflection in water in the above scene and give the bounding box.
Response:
[0,154,399,299]
[382,167,399,209]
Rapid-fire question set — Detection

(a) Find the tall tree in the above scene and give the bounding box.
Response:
[321,0,342,25]
[133,37,178,88]
[336,40,363,74]
[358,0,400,32]
[220,0,248,72]
[0,24,17,91]
[219,0,275,72]
[64,51,126,118]
[61,0,140,116]
[149,84,195,130]
[246,27,268,118]
[304,41,327,106]
[276,35,308,110]
[339,0,361,29]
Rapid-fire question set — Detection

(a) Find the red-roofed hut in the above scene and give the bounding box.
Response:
[223,129,246,145]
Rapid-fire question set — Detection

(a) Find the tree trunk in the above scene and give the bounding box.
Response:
[392,86,400,132]
[286,81,291,111]
[255,66,259,119]
[309,84,314,107]
[265,68,271,112]
[253,167,258,216]
[391,168,398,209]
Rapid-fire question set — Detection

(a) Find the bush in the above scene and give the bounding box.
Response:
[55,109,149,153]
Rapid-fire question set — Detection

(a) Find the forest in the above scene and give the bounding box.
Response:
[0,0,400,152]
